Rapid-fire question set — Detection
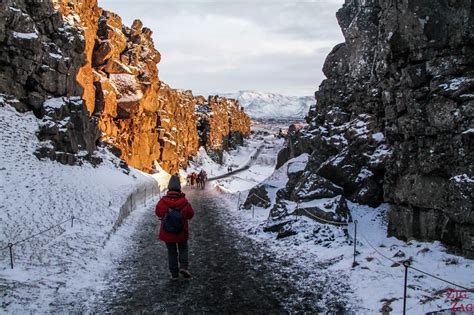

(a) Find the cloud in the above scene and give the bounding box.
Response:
[100,0,345,96]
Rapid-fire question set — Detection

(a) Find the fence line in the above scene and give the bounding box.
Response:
[408,265,473,292]
[299,207,350,226]
[235,189,474,299]
[237,193,271,211]
[74,217,105,228]
[357,230,473,292]
[1,180,162,269]
[285,202,474,313]
[246,193,270,205]
[1,217,72,250]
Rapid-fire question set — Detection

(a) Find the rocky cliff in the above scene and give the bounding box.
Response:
[56,0,250,172]
[1,0,251,172]
[0,0,100,165]
[196,95,251,163]
[275,0,473,257]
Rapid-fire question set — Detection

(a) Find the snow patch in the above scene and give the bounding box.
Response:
[287,157,308,174]
[371,132,384,142]
[12,31,38,40]
[43,97,67,109]
[462,128,474,135]
[439,77,474,91]
[451,174,474,183]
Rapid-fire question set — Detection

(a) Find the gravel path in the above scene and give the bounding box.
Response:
[89,187,309,313]
[87,183,356,313]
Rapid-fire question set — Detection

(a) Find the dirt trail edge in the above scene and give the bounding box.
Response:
[88,187,349,313]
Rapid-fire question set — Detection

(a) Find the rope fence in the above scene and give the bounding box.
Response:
[292,203,474,313]
[239,193,474,314]
[1,181,162,269]
[237,192,271,218]
[299,207,350,226]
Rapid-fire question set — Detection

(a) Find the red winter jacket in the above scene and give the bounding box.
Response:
[155,191,194,243]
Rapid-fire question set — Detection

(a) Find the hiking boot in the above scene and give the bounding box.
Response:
[170,273,179,281]
[179,268,192,279]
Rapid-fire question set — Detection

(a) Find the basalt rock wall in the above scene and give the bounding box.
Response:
[0,0,100,164]
[278,0,473,257]
[53,0,251,173]
[196,95,251,163]
[1,0,251,172]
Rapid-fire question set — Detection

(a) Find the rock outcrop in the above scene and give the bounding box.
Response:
[54,0,101,115]
[196,95,251,163]
[54,1,250,172]
[1,0,251,172]
[0,0,100,164]
[156,83,200,173]
[278,0,473,257]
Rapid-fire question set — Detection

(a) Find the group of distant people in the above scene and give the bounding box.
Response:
[186,170,207,189]
[227,166,233,172]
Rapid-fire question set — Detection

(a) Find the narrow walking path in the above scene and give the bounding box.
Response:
[88,187,304,313]
[86,185,354,313]
[207,145,264,181]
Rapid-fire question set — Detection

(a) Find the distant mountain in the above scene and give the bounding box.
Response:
[221,91,314,120]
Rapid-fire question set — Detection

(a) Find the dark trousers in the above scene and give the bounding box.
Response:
[165,241,188,275]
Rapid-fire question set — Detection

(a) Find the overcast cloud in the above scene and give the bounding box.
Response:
[100,0,345,96]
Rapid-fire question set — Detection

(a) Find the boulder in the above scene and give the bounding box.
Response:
[294,195,351,225]
[291,172,343,202]
[243,185,271,209]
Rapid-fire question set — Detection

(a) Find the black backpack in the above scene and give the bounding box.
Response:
[163,203,187,234]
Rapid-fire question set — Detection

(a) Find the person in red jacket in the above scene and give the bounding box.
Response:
[155,175,194,280]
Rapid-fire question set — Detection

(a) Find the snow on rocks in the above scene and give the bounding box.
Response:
[462,128,474,135]
[12,31,38,40]
[43,96,69,110]
[287,157,308,174]
[204,130,474,313]
[451,174,474,183]
[371,132,384,142]
[215,170,474,313]
[438,77,474,91]
[355,168,374,183]
[367,144,392,167]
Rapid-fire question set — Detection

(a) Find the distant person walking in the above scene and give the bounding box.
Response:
[155,175,194,280]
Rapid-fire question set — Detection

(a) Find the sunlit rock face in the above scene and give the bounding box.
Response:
[277,0,473,257]
[0,0,100,164]
[2,0,251,172]
[196,95,251,163]
[54,0,101,115]
[57,0,162,171]
[55,0,250,173]
[156,83,200,174]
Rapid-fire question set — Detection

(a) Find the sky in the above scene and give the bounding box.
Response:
[100,0,345,97]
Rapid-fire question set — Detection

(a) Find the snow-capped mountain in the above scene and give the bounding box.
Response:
[222,91,314,120]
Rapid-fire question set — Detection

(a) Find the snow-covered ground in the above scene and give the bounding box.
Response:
[222,90,314,120]
[0,98,285,312]
[214,154,474,313]
[0,100,165,312]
